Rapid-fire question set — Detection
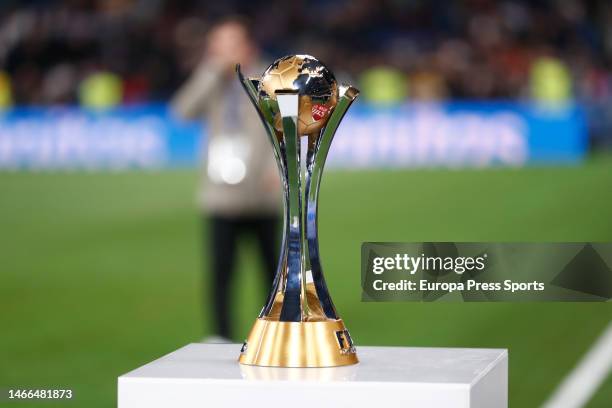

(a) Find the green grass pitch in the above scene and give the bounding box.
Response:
[1,158,611,407]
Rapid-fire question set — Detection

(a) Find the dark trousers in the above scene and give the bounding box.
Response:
[207,214,279,339]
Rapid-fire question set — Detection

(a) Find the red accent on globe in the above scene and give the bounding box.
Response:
[311,104,330,121]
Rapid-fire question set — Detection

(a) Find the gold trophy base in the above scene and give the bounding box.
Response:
[238,318,358,368]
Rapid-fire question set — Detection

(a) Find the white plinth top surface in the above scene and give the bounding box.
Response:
[119,343,508,408]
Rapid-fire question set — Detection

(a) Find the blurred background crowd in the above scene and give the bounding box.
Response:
[1,0,611,108]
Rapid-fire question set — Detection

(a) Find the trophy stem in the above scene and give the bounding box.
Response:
[277,92,305,322]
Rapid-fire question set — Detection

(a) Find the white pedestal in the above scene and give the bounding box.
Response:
[118,343,507,408]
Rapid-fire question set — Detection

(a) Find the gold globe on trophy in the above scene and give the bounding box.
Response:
[258,55,339,136]
[236,55,359,367]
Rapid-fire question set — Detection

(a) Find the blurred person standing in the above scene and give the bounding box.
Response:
[172,17,281,341]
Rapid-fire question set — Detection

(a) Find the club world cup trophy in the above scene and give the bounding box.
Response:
[236,55,359,367]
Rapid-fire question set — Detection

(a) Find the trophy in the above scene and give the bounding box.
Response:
[236,55,359,367]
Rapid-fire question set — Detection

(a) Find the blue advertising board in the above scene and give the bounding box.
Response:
[0,105,201,170]
[0,102,586,170]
